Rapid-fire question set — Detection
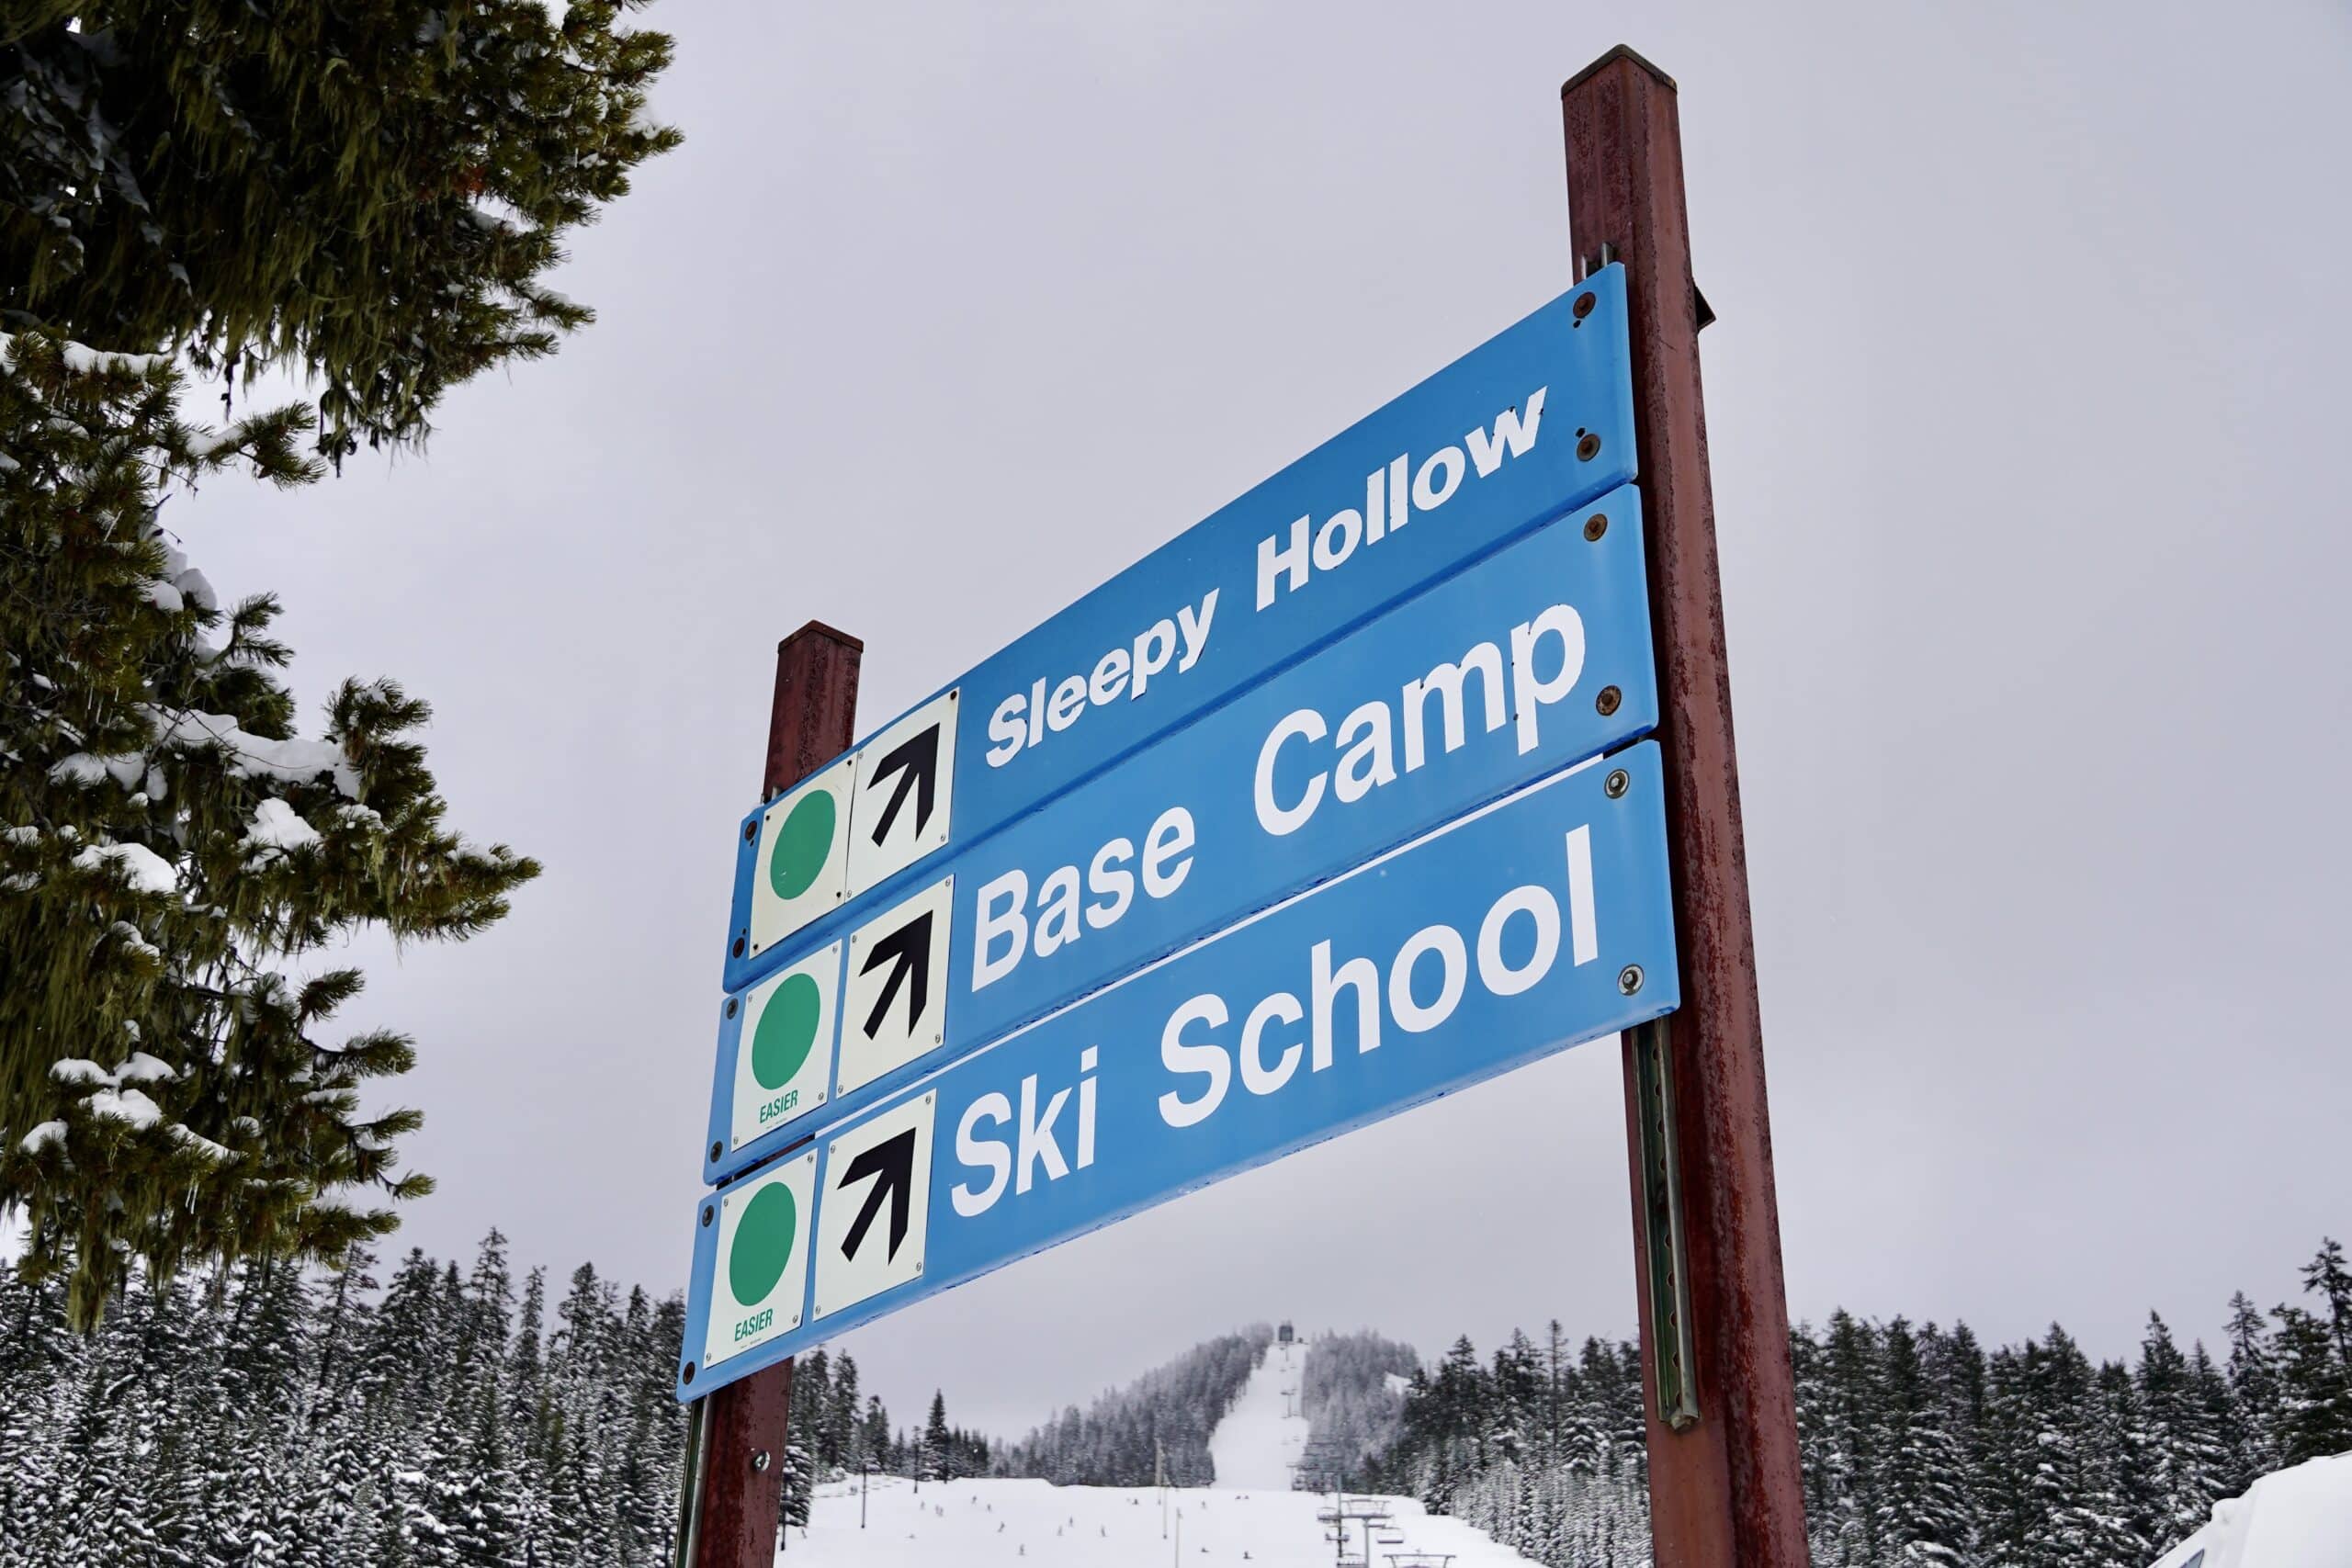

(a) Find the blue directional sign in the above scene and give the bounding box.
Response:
[677,744,1676,1399]
[722,268,1635,987]
[705,486,1657,1182]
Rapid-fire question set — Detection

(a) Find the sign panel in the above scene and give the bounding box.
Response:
[721,268,1636,980]
[705,489,1656,1183]
[694,1148,816,1376]
[844,691,958,900]
[678,742,1676,1398]
[724,942,840,1154]
[839,877,955,1094]
[744,756,856,961]
[811,1090,936,1319]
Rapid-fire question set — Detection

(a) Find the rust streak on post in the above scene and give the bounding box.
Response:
[1561,46,1809,1566]
[691,620,865,1567]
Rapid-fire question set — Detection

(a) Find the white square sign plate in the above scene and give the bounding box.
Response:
[813,1093,935,1321]
[837,875,954,1094]
[845,689,958,898]
[701,1150,817,1371]
[747,754,857,960]
[729,942,841,1152]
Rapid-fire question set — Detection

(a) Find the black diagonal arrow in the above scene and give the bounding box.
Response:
[866,727,940,846]
[838,1127,917,1263]
[858,910,933,1041]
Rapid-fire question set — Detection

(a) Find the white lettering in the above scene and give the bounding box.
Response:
[1257,517,1310,609]
[1077,1045,1098,1169]
[1175,591,1218,673]
[950,1092,1013,1216]
[972,869,1029,990]
[1015,1073,1070,1193]
[1157,995,1230,1127]
[1131,619,1178,699]
[1033,865,1081,958]
[987,694,1026,768]
[1047,674,1087,732]
[1085,837,1135,930]
[1402,643,1506,773]
[1089,648,1131,705]
[1141,807,1195,898]
[1389,924,1468,1033]
[1253,710,1328,836]
[1509,605,1586,755]
[1331,701,1396,805]
[1240,992,1305,1096]
[1466,389,1546,477]
[1476,885,1560,996]
[1313,510,1363,571]
[1311,940,1380,1070]
[1412,446,1466,512]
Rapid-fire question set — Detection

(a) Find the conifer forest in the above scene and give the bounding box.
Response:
[9,1228,2335,1563]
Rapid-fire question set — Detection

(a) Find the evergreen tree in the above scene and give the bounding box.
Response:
[2270,1303,2352,1464]
[2302,1238,2352,1371]
[1,0,681,454]
[3,0,677,1326]
[0,333,543,1328]
[925,1389,953,1481]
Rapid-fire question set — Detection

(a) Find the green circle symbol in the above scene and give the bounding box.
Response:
[729,1182,798,1306]
[752,972,823,1090]
[767,790,836,901]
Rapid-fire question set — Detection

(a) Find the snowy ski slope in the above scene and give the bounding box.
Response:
[792,1474,1539,1567]
[1206,1337,1311,1489]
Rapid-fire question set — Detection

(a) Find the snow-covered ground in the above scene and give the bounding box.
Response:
[791,1474,1540,1567]
[2149,1450,2352,1568]
[1207,1337,1310,1490]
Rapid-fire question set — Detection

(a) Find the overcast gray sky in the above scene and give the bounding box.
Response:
[182,0,2350,1439]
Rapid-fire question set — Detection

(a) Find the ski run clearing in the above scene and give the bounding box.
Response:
[793,1474,1540,1567]
[1206,1337,1310,1490]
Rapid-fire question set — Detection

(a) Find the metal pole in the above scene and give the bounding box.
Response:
[683,621,865,1568]
[860,1461,868,1530]
[1558,45,1808,1566]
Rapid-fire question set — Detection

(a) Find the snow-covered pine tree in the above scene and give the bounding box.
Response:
[6,0,679,1330]
[925,1388,953,1481]
[2,0,680,456]
[2224,1289,2283,1485]
[2301,1237,2352,1371]
[2137,1313,2233,1543]
[0,335,544,1330]
[2270,1303,2352,1464]
[1870,1318,1969,1565]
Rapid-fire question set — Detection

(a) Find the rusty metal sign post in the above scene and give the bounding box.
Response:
[1563,45,1810,1564]
[681,621,864,1568]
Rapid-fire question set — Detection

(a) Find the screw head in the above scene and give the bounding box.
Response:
[1577,433,1602,461]
[1583,513,1608,541]
[752,1450,773,1472]
[1573,291,1597,320]
[743,820,758,843]
[725,997,740,1019]
[1605,769,1630,799]
[683,1361,697,1384]
[709,1141,723,1163]
[1618,964,1645,996]
[701,1205,715,1228]
[1596,685,1623,716]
